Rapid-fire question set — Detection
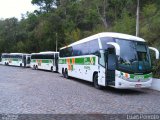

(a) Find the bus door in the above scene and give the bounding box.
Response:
[23,55,26,67]
[26,56,31,66]
[55,53,58,71]
[106,48,116,86]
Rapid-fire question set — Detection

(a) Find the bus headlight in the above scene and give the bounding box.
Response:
[118,73,129,81]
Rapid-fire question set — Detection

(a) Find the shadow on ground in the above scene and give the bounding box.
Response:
[61,75,147,95]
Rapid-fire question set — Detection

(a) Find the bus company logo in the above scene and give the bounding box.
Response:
[90,57,94,65]
[134,75,144,80]
[84,58,90,65]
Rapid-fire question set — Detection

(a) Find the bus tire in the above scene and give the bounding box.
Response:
[33,65,36,70]
[65,69,69,79]
[51,66,53,72]
[36,65,38,70]
[93,73,102,89]
[20,63,22,67]
[62,68,65,78]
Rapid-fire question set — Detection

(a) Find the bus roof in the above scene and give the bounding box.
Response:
[10,53,24,55]
[10,53,30,55]
[60,32,145,49]
[39,51,59,54]
[31,51,59,55]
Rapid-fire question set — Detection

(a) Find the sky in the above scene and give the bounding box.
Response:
[0,0,38,20]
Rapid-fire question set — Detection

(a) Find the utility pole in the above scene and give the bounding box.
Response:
[56,33,58,52]
[136,0,140,36]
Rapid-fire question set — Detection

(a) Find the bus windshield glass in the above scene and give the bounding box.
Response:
[115,38,151,73]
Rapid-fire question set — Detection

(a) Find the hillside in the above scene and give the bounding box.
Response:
[0,0,159,77]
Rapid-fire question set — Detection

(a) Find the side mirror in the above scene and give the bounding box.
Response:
[149,47,159,59]
[95,52,101,57]
[107,42,120,56]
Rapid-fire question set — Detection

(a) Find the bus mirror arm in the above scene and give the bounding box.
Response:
[107,42,120,56]
[149,47,159,59]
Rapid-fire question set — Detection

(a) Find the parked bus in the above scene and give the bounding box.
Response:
[1,53,31,67]
[30,51,59,72]
[59,32,159,89]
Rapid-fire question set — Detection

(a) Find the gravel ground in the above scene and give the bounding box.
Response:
[0,65,160,114]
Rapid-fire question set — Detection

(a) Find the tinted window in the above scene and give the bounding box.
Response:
[60,39,99,57]
[31,54,54,59]
[81,42,89,55]
[60,49,65,57]
[100,37,114,50]
[89,39,99,55]
[66,47,73,57]
[72,44,82,56]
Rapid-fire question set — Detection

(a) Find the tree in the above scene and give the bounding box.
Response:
[31,0,57,13]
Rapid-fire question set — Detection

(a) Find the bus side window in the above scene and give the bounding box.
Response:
[27,57,31,63]
[72,44,82,56]
[89,39,99,56]
[81,42,89,55]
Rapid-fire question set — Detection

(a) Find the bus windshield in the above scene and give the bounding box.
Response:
[115,38,151,74]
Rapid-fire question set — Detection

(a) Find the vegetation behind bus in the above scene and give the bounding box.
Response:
[0,0,159,77]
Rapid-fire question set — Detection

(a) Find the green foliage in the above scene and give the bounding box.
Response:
[112,11,136,35]
[0,0,159,78]
[152,60,160,78]
[31,0,56,13]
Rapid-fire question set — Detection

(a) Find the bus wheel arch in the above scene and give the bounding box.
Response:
[36,65,38,70]
[62,68,65,77]
[51,66,53,71]
[93,72,102,89]
[33,65,36,70]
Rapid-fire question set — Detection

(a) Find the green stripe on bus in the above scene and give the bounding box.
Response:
[59,57,96,65]
[42,60,52,63]
[31,59,53,63]
[59,59,66,64]
[12,58,19,61]
[120,72,152,80]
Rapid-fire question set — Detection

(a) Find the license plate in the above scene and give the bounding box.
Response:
[135,84,142,88]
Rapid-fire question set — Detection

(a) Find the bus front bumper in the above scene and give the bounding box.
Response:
[115,77,152,89]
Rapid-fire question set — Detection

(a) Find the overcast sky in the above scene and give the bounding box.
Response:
[0,0,38,20]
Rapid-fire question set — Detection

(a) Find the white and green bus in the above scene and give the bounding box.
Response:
[59,32,159,89]
[30,51,59,72]
[1,53,31,67]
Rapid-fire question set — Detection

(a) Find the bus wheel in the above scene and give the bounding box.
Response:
[36,65,38,70]
[62,69,65,78]
[33,65,36,70]
[20,63,22,67]
[65,69,69,79]
[51,67,53,72]
[93,73,102,89]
